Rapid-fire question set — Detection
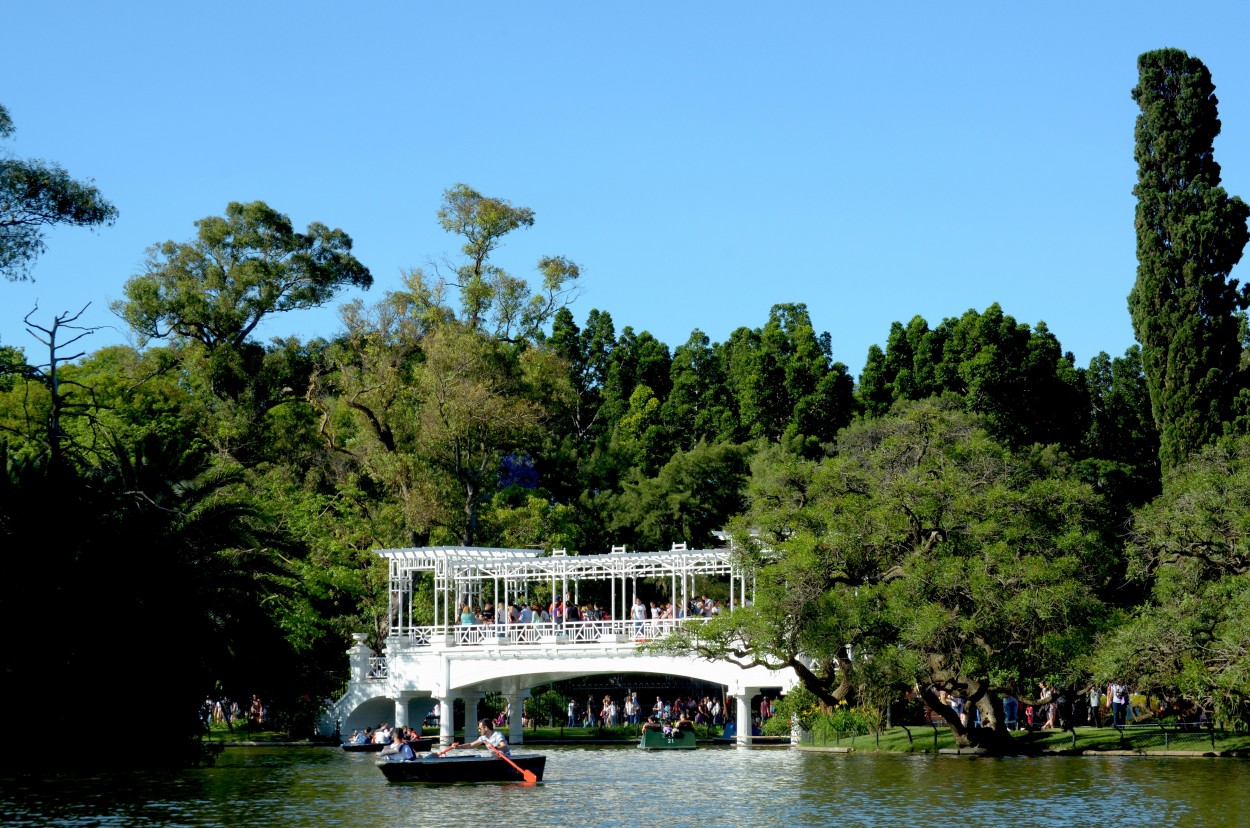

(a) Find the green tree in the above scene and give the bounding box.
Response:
[0,103,117,282]
[603,440,749,550]
[722,304,854,450]
[1079,346,1161,523]
[859,305,1087,451]
[547,307,617,443]
[0,436,300,766]
[115,200,372,354]
[433,183,581,342]
[1094,435,1250,723]
[1127,49,1250,472]
[113,202,368,460]
[668,397,1111,750]
[599,326,672,436]
[314,297,564,547]
[662,329,737,449]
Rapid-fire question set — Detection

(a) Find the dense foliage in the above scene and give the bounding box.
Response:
[1128,48,1250,472]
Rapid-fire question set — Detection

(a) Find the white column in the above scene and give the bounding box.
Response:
[393,696,409,728]
[462,692,484,733]
[437,695,456,746]
[505,690,530,746]
[735,689,759,746]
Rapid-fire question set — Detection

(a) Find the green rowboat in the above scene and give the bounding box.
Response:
[638,726,697,750]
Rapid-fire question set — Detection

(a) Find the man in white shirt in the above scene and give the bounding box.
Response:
[464,718,510,755]
[631,597,648,635]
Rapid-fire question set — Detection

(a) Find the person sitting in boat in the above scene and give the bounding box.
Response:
[348,729,368,745]
[674,712,694,733]
[380,727,417,762]
[462,717,510,756]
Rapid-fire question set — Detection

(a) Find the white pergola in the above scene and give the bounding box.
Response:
[380,543,751,638]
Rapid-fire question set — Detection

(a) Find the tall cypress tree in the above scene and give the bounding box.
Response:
[1128,49,1250,471]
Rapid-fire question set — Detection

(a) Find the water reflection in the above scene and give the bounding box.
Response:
[2,745,1247,827]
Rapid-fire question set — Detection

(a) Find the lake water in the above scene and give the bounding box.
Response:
[3,744,1248,827]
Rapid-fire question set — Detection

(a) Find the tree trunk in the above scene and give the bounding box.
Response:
[461,477,478,546]
[921,675,1016,753]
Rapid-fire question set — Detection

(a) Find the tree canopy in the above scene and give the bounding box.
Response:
[115,200,372,351]
[1095,435,1250,722]
[667,397,1113,748]
[0,102,118,282]
[1128,49,1250,472]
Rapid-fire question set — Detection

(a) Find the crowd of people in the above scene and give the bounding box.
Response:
[562,692,728,729]
[199,694,266,729]
[456,594,737,632]
[926,679,1188,731]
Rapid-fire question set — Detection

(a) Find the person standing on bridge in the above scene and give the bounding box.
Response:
[631,597,648,636]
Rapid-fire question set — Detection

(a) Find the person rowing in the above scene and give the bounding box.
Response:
[454,717,511,756]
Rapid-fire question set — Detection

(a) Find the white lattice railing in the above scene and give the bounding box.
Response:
[395,617,706,647]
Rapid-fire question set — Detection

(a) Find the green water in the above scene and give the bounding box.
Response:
[2,746,1248,827]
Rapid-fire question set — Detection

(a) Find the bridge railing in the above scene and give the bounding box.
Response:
[393,617,710,647]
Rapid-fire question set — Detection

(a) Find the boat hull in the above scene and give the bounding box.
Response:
[377,753,546,783]
[639,727,697,750]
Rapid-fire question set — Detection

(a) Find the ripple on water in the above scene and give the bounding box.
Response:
[2,746,1249,827]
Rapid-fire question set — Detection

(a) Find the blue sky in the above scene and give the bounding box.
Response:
[4,1,1250,376]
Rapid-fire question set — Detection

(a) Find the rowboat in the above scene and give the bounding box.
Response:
[376,752,546,783]
[639,726,697,750]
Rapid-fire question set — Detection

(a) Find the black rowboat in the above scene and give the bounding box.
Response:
[376,752,546,783]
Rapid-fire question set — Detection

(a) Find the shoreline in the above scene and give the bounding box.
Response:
[212,739,1250,758]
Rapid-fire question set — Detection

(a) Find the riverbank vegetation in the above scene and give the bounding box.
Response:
[3,49,1250,765]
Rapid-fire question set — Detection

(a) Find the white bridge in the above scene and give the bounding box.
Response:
[332,545,796,745]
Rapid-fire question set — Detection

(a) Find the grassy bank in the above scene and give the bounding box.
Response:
[201,720,1250,755]
[803,725,1250,754]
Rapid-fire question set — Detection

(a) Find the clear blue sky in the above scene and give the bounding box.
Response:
[4,1,1250,376]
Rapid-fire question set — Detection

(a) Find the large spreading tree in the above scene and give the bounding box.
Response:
[665,397,1112,750]
[1128,49,1250,472]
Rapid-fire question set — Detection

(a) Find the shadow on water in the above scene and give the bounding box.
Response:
[3,746,1249,827]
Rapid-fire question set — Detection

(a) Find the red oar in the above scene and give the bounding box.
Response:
[483,740,537,784]
[435,741,459,757]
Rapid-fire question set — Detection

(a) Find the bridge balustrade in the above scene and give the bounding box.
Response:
[393,617,708,647]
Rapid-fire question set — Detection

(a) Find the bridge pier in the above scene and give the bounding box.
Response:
[505,689,531,745]
[391,691,425,729]
[436,696,455,746]
[735,688,760,745]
